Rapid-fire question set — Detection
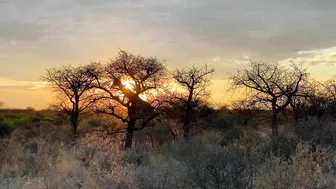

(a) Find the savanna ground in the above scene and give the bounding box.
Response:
[1,107,336,189]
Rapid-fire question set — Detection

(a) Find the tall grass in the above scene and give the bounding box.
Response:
[1,115,336,188]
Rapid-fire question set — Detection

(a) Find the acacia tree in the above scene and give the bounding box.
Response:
[230,61,307,137]
[172,65,214,138]
[42,63,99,136]
[232,99,259,126]
[324,78,336,118]
[90,51,166,149]
[289,80,322,121]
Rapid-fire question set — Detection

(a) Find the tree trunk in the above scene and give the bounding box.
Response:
[71,99,80,136]
[291,104,299,123]
[294,111,299,123]
[71,117,78,136]
[183,106,191,138]
[183,88,193,138]
[125,118,136,149]
[183,122,190,138]
[271,110,279,137]
[243,115,249,126]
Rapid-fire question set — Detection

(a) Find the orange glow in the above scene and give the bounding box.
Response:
[121,79,148,101]
[121,79,135,91]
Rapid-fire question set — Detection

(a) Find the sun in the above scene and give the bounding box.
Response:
[121,80,134,90]
[121,79,148,101]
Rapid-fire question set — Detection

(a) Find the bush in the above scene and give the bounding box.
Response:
[1,111,336,189]
[87,118,102,128]
[268,135,298,160]
[0,118,12,136]
[132,135,253,189]
[296,118,336,148]
[254,143,326,189]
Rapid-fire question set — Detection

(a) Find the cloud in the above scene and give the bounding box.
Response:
[280,46,336,65]
[2,0,336,47]
[1,0,336,78]
[0,78,46,90]
[0,22,48,41]
[2,0,336,108]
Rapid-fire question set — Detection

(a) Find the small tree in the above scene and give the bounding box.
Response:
[290,80,322,121]
[324,78,336,118]
[42,63,99,136]
[230,61,307,137]
[0,102,4,109]
[172,65,214,138]
[232,99,259,126]
[91,51,166,149]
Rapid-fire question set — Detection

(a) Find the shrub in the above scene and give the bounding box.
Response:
[1,113,336,189]
[133,136,253,189]
[87,118,102,128]
[254,142,326,189]
[296,118,336,148]
[0,118,12,136]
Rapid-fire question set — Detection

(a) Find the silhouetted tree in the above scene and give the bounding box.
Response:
[42,63,99,136]
[230,61,307,137]
[90,51,166,149]
[324,77,336,118]
[172,65,215,138]
[289,80,318,122]
[232,99,258,126]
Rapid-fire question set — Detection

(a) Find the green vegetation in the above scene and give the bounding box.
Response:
[0,109,56,136]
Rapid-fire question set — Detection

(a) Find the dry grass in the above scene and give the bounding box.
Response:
[1,119,336,189]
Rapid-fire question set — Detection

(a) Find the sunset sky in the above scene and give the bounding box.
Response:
[1,0,336,109]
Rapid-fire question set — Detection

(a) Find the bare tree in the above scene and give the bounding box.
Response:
[323,77,336,118]
[232,99,259,126]
[289,80,322,121]
[230,61,308,137]
[90,51,166,149]
[172,65,215,138]
[0,102,4,109]
[42,63,99,136]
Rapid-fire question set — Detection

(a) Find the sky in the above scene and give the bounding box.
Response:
[1,0,336,108]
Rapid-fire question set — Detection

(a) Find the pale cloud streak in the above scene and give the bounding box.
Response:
[0,78,46,90]
[0,77,51,109]
[281,46,336,65]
